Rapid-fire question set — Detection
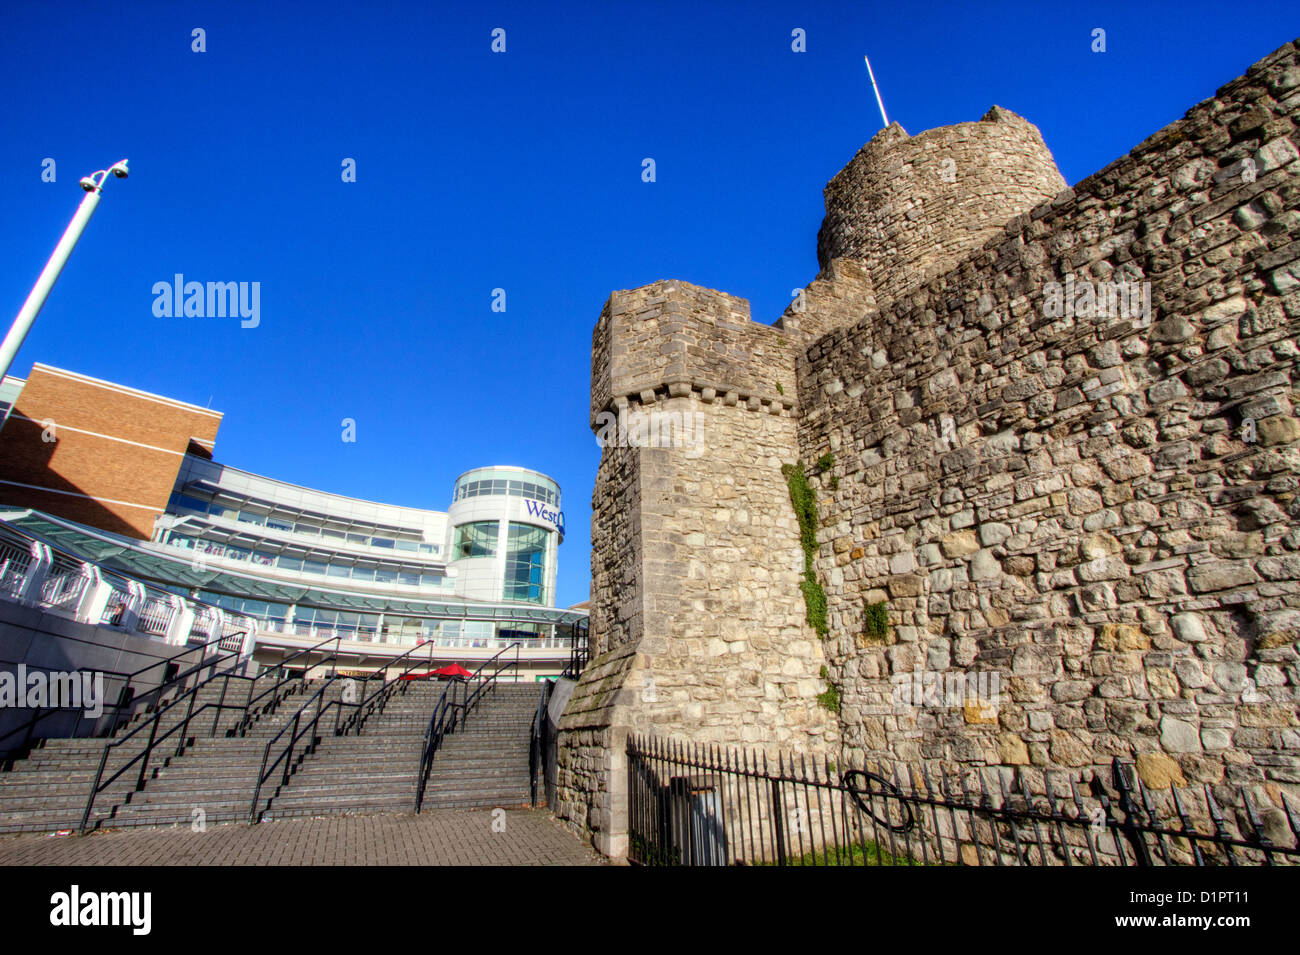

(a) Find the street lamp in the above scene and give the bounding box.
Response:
[0,159,130,382]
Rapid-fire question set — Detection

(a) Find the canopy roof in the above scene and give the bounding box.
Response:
[0,509,587,627]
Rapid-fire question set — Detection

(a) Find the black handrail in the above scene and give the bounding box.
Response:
[248,641,437,823]
[0,631,241,763]
[247,679,342,824]
[562,619,589,680]
[414,642,521,813]
[77,647,257,833]
[235,634,343,735]
[336,640,439,736]
[529,679,553,809]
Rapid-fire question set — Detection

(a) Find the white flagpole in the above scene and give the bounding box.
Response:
[863,54,889,129]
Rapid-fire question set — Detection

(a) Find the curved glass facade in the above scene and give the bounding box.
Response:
[452,467,560,508]
[504,522,547,603]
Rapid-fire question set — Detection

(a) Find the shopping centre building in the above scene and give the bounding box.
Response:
[0,363,585,681]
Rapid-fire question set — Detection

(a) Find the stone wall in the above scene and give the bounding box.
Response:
[557,282,837,858]
[560,38,1300,857]
[816,108,1067,306]
[798,39,1300,805]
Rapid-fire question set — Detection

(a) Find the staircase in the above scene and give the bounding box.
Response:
[261,680,539,818]
[0,672,310,833]
[0,675,545,833]
[419,683,538,810]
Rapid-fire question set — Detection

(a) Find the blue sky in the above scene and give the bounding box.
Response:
[1,1,1295,608]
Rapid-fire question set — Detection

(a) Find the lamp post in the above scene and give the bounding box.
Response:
[0,159,130,382]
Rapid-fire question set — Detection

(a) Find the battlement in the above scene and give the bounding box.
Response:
[817,105,1067,309]
[590,280,797,429]
[561,37,1300,861]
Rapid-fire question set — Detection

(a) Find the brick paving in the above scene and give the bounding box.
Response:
[0,809,606,866]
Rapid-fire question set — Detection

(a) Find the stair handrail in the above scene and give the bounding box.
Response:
[248,676,346,823]
[529,679,553,809]
[77,648,263,833]
[413,642,521,813]
[336,640,438,736]
[235,633,344,735]
[0,631,243,764]
[247,641,438,823]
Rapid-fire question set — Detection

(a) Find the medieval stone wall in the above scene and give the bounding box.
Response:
[557,282,836,856]
[816,108,1067,307]
[798,40,1300,806]
[559,38,1300,858]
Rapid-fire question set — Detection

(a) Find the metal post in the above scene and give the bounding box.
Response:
[0,162,129,382]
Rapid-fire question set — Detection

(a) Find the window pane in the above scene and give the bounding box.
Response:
[453,521,498,559]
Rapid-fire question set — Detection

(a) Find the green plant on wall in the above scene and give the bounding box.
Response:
[776,381,784,395]
[782,461,828,636]
[863,600,890,644]
[815,451,834,473]
[817,665,841,714]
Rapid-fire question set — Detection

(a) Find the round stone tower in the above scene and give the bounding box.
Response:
[816,106,1067,306]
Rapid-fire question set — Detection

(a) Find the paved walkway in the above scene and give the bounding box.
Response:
[0,809,606,866]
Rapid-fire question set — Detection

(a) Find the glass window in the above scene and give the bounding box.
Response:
[303,558,327,576]
[295,523,320,537]
[351,566,375,582]
[374,567,397,584]
[372,537,394,549]
[237,511,265,526]
[267,517,294,532]
[453,521,498,559]
[398,570,420,586]
[277,556,303,572]
[394,539,417,552]
[503,522,547,604]
[347,533,368,545]
[322,528,346,541]
[171,494,209,514]
[326,563,351,578]
[421,572,445,587]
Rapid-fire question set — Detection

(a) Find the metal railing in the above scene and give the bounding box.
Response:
[562,619,588,679]
[0,631,245,765]
[233,634,343,737]
[248,640,440,823]
[530,679,554,809]
[77,639,255,833]
[627,736,1300,867]
[0,521,259,651]
[414,642,521,813]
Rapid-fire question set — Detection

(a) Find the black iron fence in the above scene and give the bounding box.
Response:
[627,735,1300,866]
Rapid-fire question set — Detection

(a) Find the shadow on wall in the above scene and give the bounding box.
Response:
[0,414,156,539]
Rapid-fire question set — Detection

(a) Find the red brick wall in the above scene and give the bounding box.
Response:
[0,366,221,539]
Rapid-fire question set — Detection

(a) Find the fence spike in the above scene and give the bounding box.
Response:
[1242,789,1274,851]
[1280,789,1300,848]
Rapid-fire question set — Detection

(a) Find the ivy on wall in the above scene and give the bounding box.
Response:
[782,461,828,636]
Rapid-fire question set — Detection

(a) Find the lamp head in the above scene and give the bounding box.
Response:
[79,177,98,192]
[110,160,129,179]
